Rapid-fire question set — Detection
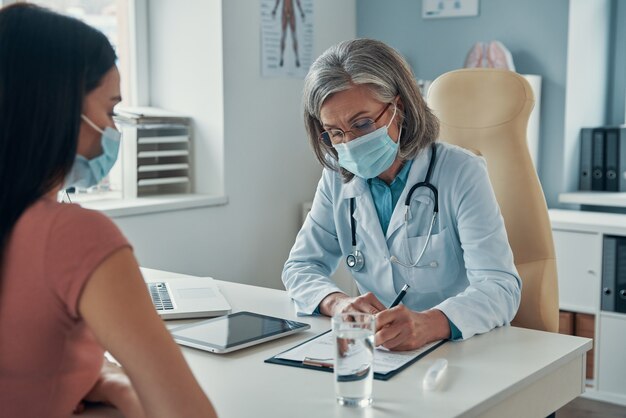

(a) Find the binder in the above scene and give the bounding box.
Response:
[619,127,626,191]
[591,129,605,191]
[579,128,593,190]
[605,129,619,191]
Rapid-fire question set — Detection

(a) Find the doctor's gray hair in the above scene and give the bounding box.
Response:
[302,38,439,182]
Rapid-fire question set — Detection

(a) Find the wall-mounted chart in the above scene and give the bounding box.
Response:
[422,0,479,19]
[261,0,314,78]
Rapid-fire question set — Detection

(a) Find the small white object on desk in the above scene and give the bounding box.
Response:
[423,358,448,391]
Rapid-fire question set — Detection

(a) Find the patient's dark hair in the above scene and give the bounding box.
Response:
[0,4,116,261]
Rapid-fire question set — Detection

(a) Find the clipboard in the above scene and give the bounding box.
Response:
[265,330,445,381]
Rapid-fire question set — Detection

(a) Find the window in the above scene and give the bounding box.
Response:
[12,0,146,198]
[24,0,134,107]
[2,1,219,214]
[28,0,133,196]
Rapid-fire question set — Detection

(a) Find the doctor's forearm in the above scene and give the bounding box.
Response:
[427,309,452,341]
[318,292,349,316]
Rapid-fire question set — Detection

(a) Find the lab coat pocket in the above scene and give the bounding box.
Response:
[405,195,437,238]
[403,227,460,292]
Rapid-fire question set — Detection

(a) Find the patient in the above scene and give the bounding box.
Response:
[0,4,217,417]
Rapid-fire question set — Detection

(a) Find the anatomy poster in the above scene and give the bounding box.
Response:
[261,0,313,78]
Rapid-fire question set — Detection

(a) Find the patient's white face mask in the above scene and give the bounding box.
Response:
[64,115,121,189]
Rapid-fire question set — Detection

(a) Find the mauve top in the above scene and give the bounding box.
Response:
[0,197,130,418]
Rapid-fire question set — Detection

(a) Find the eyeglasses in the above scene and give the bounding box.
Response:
[319,102,393,146]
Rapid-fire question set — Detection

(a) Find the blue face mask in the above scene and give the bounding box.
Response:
[64,115,121,189]
[332,107,400,179]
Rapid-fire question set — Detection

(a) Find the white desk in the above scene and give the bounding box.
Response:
[138,269,592,418]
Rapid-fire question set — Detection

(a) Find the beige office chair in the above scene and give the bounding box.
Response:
[427,68,559,333]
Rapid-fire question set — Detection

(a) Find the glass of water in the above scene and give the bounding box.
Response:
[332,312,375,407]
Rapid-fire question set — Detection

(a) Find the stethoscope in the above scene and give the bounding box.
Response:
[346,143,439,271]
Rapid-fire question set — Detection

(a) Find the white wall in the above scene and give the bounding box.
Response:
[147,0,225,195]
[562,0,611,194]
[111,0,357,290]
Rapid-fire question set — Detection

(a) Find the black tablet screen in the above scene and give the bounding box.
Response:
[171,312,307,349]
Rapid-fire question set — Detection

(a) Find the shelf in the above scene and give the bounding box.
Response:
[549,209,626,235]
[138,135,189,144]
[138,150,189,158]
[137,176,189,186]
[138,163,189,172]
[559,192,626,207]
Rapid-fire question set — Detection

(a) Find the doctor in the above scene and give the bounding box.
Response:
[282,39,521,351]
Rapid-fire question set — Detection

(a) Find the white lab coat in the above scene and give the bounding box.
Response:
[282,142,521,339]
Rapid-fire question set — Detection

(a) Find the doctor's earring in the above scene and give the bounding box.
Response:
[346,249,364,271]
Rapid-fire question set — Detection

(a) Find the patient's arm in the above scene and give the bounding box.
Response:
[79,248,217,418]
[77,358,143,417]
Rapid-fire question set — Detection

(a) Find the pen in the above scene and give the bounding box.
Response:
[389,284,410,308]
[303,357,334,368]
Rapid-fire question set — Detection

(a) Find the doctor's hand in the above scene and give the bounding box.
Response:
[319,292,387,317]
[374,307,451,351]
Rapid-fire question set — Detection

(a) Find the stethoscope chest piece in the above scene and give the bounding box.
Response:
[346,249,364,271]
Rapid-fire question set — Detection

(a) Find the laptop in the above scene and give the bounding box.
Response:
[141,268,232,320]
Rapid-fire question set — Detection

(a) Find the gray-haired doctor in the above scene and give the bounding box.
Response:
[282,39,521,351]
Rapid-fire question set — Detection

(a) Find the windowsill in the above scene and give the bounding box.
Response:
[74,192,228,218]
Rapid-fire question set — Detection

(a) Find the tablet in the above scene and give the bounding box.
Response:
[169,311,311,353]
